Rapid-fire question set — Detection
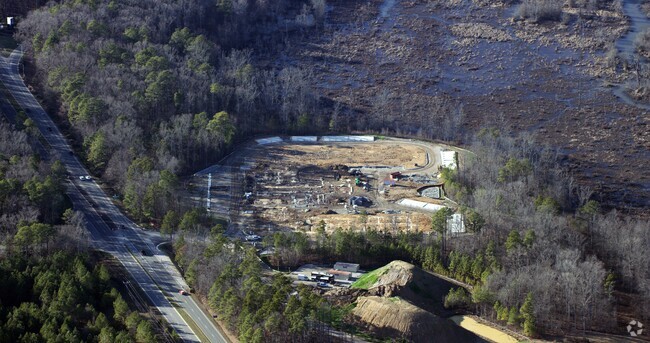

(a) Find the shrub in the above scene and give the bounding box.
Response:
[515,0,563,23]
[635,28,650,56]
[444,287,471,309]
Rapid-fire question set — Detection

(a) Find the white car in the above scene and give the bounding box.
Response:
[245,235,261,241]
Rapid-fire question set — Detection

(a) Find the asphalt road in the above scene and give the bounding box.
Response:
[0,47,227,343]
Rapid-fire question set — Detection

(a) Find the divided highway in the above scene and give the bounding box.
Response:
[0,47,227,343]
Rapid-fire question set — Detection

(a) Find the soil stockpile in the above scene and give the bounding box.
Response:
[354,260,458,316]
[352,296,486,343]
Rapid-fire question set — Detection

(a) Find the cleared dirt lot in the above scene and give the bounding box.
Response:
[270,143,427,169]
[192,138,456,235]
[307,212,433,233]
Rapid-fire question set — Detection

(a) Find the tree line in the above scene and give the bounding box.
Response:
[0,252,160,343]
[15,0,330,226]
[442,128,648,337]
[173,230,358,343]
[0,114,163,342]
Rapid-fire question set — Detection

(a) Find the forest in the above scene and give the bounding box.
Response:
[0,103,162,342]
[173,231,352,343]
[0,252,160,343]
[3,0,649,341]
[15,0,326,224]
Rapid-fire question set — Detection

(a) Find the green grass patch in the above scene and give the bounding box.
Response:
[0,34,17,57]
[351,265,388,289]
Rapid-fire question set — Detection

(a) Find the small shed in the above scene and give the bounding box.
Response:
[334,262,360,273]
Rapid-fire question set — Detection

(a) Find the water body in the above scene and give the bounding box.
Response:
[615,0,650,57]
[612,0,650,109]
[379,0,397,18]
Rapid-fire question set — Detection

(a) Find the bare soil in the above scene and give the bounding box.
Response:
[272,143,426,169]
[307,212,432,233]
[341,260,488,342]
[352,296,486,343]
[240,142,439,234]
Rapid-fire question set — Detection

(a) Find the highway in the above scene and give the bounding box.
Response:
[0,47,227,343]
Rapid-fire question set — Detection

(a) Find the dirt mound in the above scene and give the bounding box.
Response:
[352,296,486,343]
[360,260,460,316]
[370,260,415,287]
[339,261,486,341]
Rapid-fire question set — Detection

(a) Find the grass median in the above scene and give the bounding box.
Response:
[127,248,208,342]
[175,306,210,343]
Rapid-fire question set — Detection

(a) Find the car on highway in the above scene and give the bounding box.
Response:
[316,282,329,288]
[79,175,91,180]
[179,289,189,295]
[141,249,149,256]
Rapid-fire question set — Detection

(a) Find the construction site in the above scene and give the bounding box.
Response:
[191,136,465,239]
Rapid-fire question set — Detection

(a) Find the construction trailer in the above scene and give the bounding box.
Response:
[328,269,351,281]
[311,271,335,283]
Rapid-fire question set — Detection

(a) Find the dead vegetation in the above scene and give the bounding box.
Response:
[282,0,647,213]
[450,23,513,43]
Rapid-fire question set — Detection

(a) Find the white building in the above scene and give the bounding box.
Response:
[447,213,466,234]
[440,150,458,170]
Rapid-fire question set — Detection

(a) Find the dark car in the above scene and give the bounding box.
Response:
[140,249,148,256]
